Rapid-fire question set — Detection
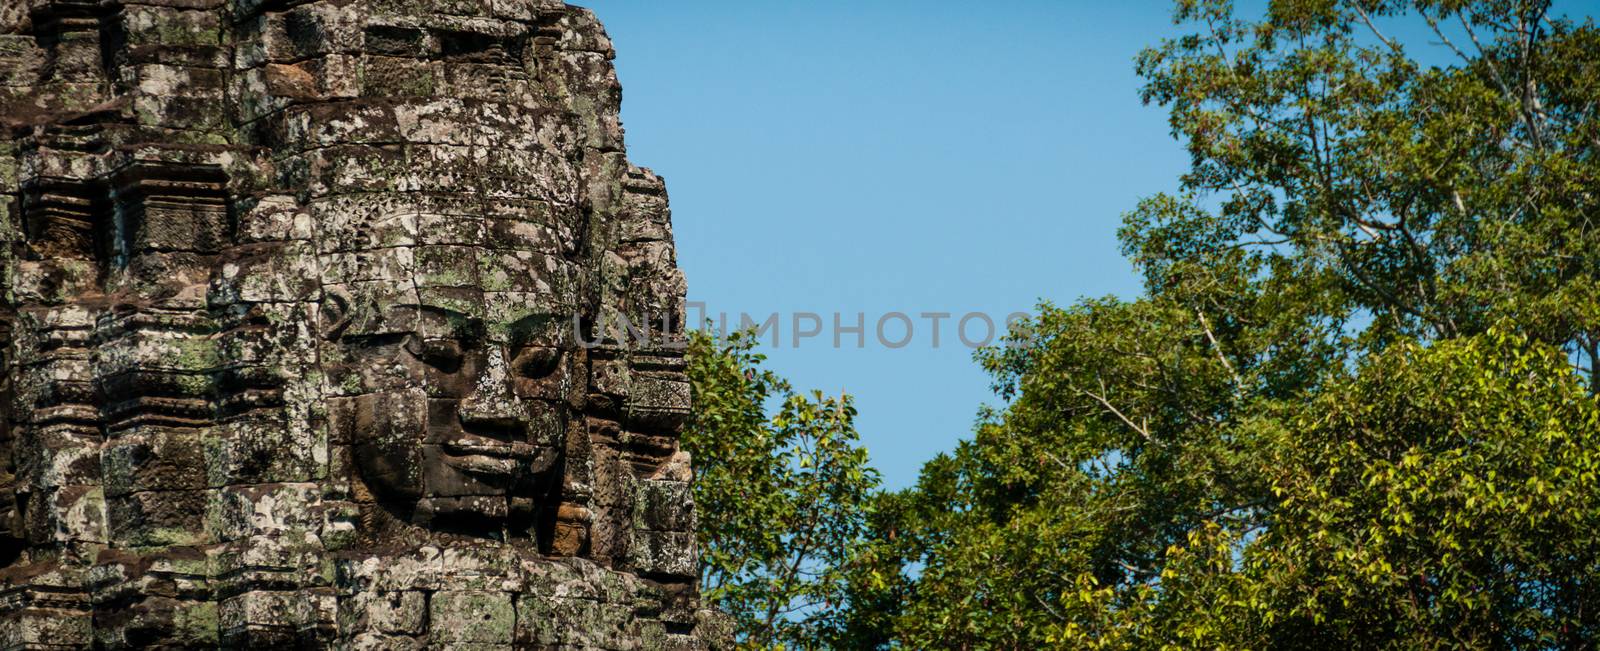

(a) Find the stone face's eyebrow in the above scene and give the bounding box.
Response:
[404,304,486,340]
[504,313,561,347]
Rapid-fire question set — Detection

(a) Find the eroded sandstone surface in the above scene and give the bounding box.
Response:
[0,0,718,647]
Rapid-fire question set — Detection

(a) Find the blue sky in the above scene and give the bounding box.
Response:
[588,1,1597,489]
[586,1,1191,489]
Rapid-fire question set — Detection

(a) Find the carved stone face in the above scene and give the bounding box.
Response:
[331,303,572,525]
[0,0,711,645]
[321,225,584,531]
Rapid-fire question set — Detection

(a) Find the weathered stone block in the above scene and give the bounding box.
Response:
[39,485,106,544]
[92,595,220,649]
[337,589,425,635]
[429,590,514,644]
[102,428,208,496]
[108,490,210,548]
[219,588,334,648]
[631,480,695,533]
[346,631,425,650]
[233,195,310,244]
[205,416,324,487]
[629,530,697,579]
[209,482,322,540]
[0,605,93,649]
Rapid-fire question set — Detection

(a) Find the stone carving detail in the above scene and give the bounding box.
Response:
[0,1,720,647]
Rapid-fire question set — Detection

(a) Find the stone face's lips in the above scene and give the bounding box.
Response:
[443,435,527,454]
[441,434,534,476]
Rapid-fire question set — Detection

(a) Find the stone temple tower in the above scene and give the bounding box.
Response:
[0,0,720,647]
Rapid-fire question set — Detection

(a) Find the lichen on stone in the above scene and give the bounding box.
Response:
[0,1,717,647]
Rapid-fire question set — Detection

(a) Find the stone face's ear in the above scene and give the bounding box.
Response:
[320,287,352,341]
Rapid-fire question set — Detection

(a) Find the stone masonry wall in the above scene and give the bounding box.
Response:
[0,0,722,648]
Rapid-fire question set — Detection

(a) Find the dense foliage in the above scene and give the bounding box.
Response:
[683,331,880,649]
[837,0,1600,648]
[686,0,1600,647]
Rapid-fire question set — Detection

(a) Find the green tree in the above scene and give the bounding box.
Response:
[683,330,880,649]
[850,0,1600,647]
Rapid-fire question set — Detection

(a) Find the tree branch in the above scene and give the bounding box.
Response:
[1195,308,1244,390]
[1078,379,1156,445]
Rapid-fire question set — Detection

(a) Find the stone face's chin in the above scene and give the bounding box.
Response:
[416,495,512,526]
[440,454,518,483]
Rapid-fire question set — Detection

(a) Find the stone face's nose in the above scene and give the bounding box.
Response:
[458,345,520,430]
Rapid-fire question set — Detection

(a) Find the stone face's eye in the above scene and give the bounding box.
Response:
[512,346,561,379]
[408,337,465,371]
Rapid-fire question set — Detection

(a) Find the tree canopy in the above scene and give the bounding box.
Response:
[686,0,1600,647]
[683,331,879,649]
[845,0,1600,647]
